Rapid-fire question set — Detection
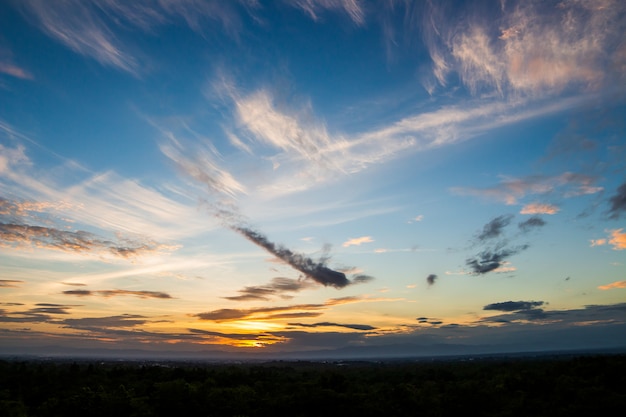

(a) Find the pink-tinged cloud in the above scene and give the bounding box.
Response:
[452,172,601,205]
[342,236,374,247]
[608,229,626,250]
[598,281,626,290]
[0,62,33,80]
[591,229,626,250]
[520,203,560,215]
[424,0,626,96]
[590,238,607,247]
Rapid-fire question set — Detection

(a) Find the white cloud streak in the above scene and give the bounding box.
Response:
[1,125,208,242]
[193,84,585,199]
[290,0,365,25]
[17,0,259,75]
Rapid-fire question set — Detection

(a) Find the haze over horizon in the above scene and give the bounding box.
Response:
[1,0,625,359]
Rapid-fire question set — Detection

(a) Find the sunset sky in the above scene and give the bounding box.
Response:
[1,0,625,358]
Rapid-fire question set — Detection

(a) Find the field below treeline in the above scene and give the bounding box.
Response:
[1,354,625,416]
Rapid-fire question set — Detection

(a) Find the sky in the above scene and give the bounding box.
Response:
[1,0,625,358]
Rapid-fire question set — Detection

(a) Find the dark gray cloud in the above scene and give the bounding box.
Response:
[608,181,626,219]
[0,311,51,323]
[62,314,148,329]
[477,215,514,241]
[416,317,443,325]
[518,216,546,232]
[0,303,77,323]
[466,244,529,274]
[287,322,376,331]
[483,301,545,312]
[29,304,74,315]
[232,225,352,288]
[426,274,437,286]
[224,277,315,301]
[63,289,173,299]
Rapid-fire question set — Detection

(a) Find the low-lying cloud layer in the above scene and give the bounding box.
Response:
[63,289,173,299]
[224,277,315,301]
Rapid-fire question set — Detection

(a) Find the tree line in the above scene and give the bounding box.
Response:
[1,354,625,416]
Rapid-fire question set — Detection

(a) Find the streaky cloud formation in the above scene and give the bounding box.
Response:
[290,0,365,25]
[0,221,164,258]
[0,280,23,288]
[61,314,149,330]
[195,296,374,322]
[224,277,315,301]
[17,0,259,75]
[194,303,326,322]
[452,172,602,205]
[63,289,173,299]
[287,321,376,331]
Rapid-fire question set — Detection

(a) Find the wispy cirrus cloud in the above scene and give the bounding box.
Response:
[63,289,173,299]
[452,172,602,205]
[16,0,259,75]
[423,0,626,96]
[289,0,365,25]
[0,45,33,80]
[1,126,207,242]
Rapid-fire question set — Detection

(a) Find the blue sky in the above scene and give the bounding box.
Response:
[1,0,625,357]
